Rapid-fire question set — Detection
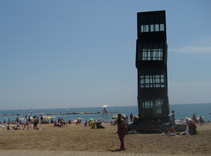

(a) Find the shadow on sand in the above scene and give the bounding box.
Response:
[108,149,122,152]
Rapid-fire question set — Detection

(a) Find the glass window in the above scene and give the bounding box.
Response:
[140,69,166,88]
[160,24,164,31]
[147,49,150,60]
[150,24,154,32]
[155,24,159,31]
[141,25,144,32]
[144,25,149,32]
[140,42,164,61]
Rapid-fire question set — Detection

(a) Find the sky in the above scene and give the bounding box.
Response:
[0,0,211,110]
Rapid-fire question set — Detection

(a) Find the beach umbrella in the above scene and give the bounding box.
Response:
[112,115,118,119]
[45,116,52,119]
[185,117,192,121]
[51,116,56,119]
[42,116,47,119]
[89,118,94,121]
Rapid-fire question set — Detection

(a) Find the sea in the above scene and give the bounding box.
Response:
[0,103,211,122]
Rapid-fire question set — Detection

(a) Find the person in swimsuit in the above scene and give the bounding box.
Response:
[33,116,38,130]
[113,113,128,150]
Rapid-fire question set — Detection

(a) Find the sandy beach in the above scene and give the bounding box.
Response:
[0,122,211,155]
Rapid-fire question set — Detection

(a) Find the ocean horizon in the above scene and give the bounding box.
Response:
[1,103,211,122]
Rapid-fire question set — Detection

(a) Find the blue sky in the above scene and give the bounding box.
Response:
[0,0,211,110]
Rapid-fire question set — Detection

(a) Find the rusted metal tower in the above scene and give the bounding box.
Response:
[136,10,169,123]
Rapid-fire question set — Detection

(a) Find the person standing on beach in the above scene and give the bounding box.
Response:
[113,113,128,150]
[24,116,29,130]
[192,113,197,122]
[130,113,133,122]
[169,110,175,129]
[33,116,38,130]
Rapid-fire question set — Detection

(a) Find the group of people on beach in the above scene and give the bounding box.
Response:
[192,113,205,124]
[166,110,198,136]
[3,115,40,130]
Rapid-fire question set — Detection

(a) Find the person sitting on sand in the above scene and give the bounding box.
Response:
[199,116,204,124]
[84,120,88,127]
[7,123,10,130]
[188,120,197,135]
[179,125,190,136]
[166,123,176,136]
[54,121,57,127]
[54,121,62,127]
[96,119,105,129]
[12,126,20,130]
[76,118,82,125]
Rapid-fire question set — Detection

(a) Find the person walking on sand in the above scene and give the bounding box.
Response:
[113,113,128,150]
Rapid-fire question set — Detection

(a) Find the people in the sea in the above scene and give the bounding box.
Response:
[113,113,128,150]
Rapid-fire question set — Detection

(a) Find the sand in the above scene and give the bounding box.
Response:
[0,122,211,155]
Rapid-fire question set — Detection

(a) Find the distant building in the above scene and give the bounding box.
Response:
[136,10,169,123]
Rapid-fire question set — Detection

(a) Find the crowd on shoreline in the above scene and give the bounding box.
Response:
[0,111,206,132]
[0,112,137,130]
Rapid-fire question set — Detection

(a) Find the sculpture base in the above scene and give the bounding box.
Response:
[128,123,186,133]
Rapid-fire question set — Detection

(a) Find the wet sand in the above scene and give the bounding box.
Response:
[0,123,211,155]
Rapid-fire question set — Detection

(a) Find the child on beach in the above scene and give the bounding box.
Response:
[7,123,10,130]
